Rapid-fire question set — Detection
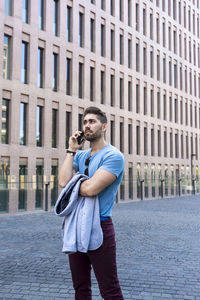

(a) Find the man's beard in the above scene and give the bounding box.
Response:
[84,128,102,142]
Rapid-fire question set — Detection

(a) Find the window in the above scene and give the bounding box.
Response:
[174,62,177,89]
[162,21,166,47]
[179,33,182,57]
[128,0,132,26]
[136,82,140,113]
[169,59,172,86]
[78,62,84,98]
[51,160,58,207]
[136,125,140,155]
[163,93,167,120]
[128,124,132,154]
[178,1,181,24]
[52,53,58,91]
[5,0,12,16]
[156,16,160,43]
[129,166,133,200]
[151,128,154,156]
[143,7,146,35]
[143,86,147,115]
[53,0,58,36]
[66,58,72,96]
[36,160,44,209]
[173,29,177,54]
[185,101,188,126]
[20,103,27,145]
[36,106,43,147]
[163,56,166,83]
[119,77,124,109]
[150,12,153,40]
[22,0,29,23]
[120,122,124,153]
[3,35,11,80]
[136,40,140,72]
[101,0,105,10]
[101,70,105,104]
[128,80,132,111]
[90,18,95,52]
[110,120,115,145]
[128,38,132,68]
[90,66,95,101]
[66,111,71,149]
[79,12,84,47]
[164,131,167,157]
[168,25,171,50]
[110,29,115,61]
[170,132,173,157]
[173,0,177,20]
[144,127,147,155]
[101,24,105,57]
[136,3,139,31]
[174,97,178,123]
[150,48,154,78]
[180,64,182,90]
[119,33,124,64]
[157,53,160,81]
[39,0,44,30]
[52,109,57,148]
[19,160,28,211]
[110,74,115,106]
[110,0,114,16]
[181,134,184,158]
[37,48,44,88]
[67,6,72,42]
[150,88,154,117]
[158,129,161,156]
[169,95,172,122]
[1,99,9,144]
[119,0,123,21]
[0,157,10,212]
[157,91,160,119]
[143,45,147,75]
[21,41,28,84]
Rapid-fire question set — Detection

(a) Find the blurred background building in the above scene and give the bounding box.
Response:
[1,0,200,213]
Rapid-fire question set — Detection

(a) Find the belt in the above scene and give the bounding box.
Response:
[100,216,110,221]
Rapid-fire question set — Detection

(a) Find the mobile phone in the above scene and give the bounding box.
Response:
[77,131,85,145]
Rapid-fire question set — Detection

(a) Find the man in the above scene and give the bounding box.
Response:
[58,106,124,300]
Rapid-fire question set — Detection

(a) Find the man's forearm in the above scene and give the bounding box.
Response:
[58,154,74,187]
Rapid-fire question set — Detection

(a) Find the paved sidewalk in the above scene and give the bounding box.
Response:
[1,195,200,300]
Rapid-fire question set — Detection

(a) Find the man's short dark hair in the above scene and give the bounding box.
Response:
[83,107,107,124]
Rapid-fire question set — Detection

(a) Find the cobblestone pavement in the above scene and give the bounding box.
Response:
[1,195,200,300]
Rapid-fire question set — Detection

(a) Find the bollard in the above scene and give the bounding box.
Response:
[45,182,50,211]
[178,179,182,197]
[140,180,144,200]
[161,179,164,198]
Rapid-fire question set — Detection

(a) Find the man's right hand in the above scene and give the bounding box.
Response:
[68,131,85,152]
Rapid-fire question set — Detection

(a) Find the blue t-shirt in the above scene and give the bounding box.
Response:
[73,144,124,217]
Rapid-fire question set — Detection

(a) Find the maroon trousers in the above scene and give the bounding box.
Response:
[68,218,124,300]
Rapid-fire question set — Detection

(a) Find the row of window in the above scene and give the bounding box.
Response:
[5,0,200,38]
[136,84,200,128]
[1,156,199,212]
[135,125,199,160]
[0,157,58,212]
[1,98,200,162]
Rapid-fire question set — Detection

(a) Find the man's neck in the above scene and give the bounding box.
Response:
[90,138,107,155]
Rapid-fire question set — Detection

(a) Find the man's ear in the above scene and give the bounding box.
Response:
[102,123,108,132]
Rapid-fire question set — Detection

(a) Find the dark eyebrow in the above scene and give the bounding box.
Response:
[83,118,96,123]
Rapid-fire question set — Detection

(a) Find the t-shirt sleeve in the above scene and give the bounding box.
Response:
[99,152,124,178]
[73,152,79,172]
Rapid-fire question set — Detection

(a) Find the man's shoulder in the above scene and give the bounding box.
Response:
[103,144,124,160]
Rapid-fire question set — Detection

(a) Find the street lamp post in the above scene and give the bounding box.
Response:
[191,154,196,195]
